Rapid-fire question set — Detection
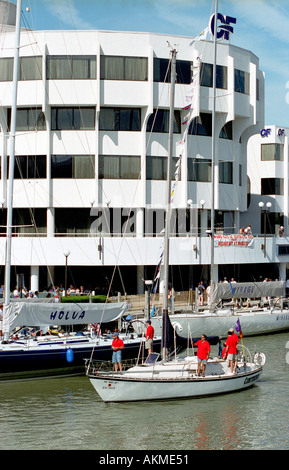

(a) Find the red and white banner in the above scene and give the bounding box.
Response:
[214,234,254,247]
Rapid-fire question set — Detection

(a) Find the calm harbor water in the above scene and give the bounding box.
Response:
[0,332,289,451]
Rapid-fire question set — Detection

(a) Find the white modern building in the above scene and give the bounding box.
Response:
[0,1,288,295]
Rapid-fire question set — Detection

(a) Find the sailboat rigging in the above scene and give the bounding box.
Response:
[135,0,289,340]
[3,0,21,341]
[0,0,163,381]
[87,28,266,402]
[161,45,177,361]
[209,0,218,310]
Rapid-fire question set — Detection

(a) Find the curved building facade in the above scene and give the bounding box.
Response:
[1,23,278,294]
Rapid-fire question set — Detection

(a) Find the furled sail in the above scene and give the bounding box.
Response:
[210,281,284,304]
[3,301,128,332]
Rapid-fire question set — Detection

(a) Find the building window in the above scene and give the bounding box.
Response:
[51,107,95,130]
[261,144,284,161]
[188,158,211,182]
[261,178,284,195]
[219,121,233,140]
[47,56,96,79]
[99,155,140,179]
[239,164,242,186]
[234,69,250,94]
[219,161,233,184]
[154,58,192,84]
[12,155,46,179]
[0,58,13,81]
[146,156,181,180]
[51,155,95,178]
[261,212,283,235]
[55,208,94,236]
[188,113,212,136]
[0,56,42,81]
[100,55,148,81]
[99,108,141,131]
[12,208,46,236]
[200,63,227,89]
[146,109,181,134]
[7,107,46,131]
[20,57,42,80]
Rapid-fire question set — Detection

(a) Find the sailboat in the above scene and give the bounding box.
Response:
[149,280,289,340]
[0,0,164,381]
[134,1,289,340]
[87,18,266,401]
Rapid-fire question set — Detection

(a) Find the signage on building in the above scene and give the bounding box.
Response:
[210,13,237,40]
[260,128,286,137]
[260,128,271,137]
[214,234,254,247]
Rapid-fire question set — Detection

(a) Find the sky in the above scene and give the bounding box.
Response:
[16,0,289,127]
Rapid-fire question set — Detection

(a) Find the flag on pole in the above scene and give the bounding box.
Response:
[234,318,243,338]
[189,26,210,44]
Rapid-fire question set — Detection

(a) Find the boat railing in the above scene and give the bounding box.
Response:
[85,358,138,376]
[236,345,253,365]
[85,355,206,378]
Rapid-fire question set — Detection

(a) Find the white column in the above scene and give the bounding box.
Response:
[47,207,55,237]
[30,266,39,292]
[136,208,144,238]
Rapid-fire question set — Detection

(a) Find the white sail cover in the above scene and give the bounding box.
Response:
[210,281,284,304]
[2,301,128,333]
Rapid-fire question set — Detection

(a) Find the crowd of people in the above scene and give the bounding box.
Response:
[7,283,97,300]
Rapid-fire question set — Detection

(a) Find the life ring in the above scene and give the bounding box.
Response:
[254,352,266,366]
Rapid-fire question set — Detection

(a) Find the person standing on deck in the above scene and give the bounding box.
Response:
[224,328,239,374]
[192,334,211,377]
[111,332,124,371]
[145,320,154,355]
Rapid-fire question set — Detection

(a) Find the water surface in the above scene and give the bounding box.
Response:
[0,333,288,450]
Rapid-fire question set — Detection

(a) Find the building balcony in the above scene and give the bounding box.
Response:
[0,233,287,268]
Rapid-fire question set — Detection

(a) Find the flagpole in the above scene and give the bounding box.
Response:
[235,317,246,361]
[209,0,218,311]
[162,46,177,361]
[3,0,22,340]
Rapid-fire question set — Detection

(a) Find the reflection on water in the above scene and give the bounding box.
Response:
[0,333,289,450]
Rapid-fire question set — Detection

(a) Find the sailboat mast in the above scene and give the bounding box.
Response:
[162,47,177,357]
[210,0,218,308]
[4,0,22,315]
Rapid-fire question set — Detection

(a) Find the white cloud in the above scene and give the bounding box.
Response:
[231,0,289,44]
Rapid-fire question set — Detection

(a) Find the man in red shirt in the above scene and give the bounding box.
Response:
[145,320,154,355]
[111,332,124,371]
[192,334,211,377]
[224,328,239,373]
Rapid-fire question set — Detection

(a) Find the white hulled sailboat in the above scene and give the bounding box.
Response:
[87,10,266,401]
